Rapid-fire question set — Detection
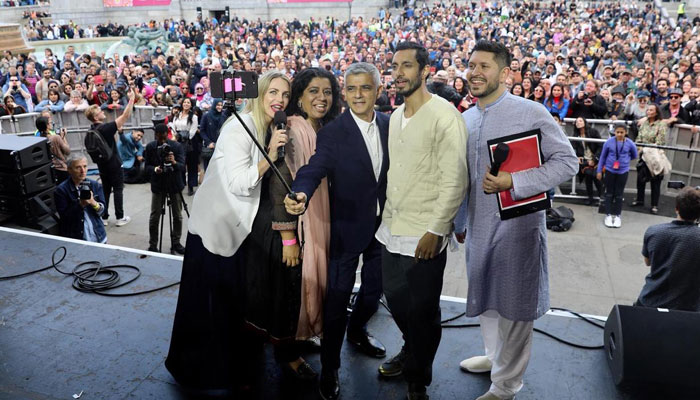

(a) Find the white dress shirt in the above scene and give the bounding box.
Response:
[350,109,382,216]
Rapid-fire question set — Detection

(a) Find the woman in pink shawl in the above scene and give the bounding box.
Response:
[284,68,341,339]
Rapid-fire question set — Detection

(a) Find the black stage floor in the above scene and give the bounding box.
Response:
[0,228,686,400]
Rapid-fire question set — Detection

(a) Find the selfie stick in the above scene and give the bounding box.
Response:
[225,99,298,201]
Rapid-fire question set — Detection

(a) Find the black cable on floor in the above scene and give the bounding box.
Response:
[370,291,605,350]
[0,246,180,296]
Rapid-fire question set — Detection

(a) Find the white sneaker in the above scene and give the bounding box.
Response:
[459,355,492,373]
[613,215,622,228]
[102,219,109,226]
[604,215,613,228]
[115,216,131,227]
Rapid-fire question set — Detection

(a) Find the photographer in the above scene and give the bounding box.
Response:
[145,123,186,254]
[54,155,107,244]
[2,75,32,111]
[635,187,700,311]
[571,79,608,119]
[84,88,135,227]
[118,128,146,184]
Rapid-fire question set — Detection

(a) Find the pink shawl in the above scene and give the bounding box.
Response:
[285,116,331,339]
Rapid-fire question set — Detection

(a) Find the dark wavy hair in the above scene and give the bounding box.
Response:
[286,68,341,127]
[180,97,196,127]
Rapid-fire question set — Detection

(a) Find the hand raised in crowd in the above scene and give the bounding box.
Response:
[415,232,442,262]
[267,126,288,162]
[282,241,300,267]
[127,88,136,102]
[482,168,513,194]
[284,192,307,215]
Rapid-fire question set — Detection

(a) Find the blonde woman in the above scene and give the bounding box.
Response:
[166,70,314,395]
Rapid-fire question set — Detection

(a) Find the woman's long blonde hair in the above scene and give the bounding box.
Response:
[245,70,291,144]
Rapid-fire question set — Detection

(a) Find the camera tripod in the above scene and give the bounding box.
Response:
[156,167,190,254]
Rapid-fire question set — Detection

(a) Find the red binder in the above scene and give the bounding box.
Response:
[487,129,551,220]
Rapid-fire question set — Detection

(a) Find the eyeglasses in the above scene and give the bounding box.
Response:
[670,96,681,99]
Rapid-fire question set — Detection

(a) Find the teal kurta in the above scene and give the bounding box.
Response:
[455,91,578,321]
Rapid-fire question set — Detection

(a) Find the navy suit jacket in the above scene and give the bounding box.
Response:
[292,109,390,255]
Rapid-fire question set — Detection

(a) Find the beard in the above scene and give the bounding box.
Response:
[469,78,500,99]
[397,76,423,98]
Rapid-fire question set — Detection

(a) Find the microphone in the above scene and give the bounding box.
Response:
[273,110,287,160]
[485,142,510,195]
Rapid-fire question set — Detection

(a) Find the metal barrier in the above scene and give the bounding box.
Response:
[559,119,700,200]
[0,106,165,170]
[0,106,169,135]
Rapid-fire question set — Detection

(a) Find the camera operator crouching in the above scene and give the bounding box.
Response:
[145,123,187,254]
[54,155,107,244]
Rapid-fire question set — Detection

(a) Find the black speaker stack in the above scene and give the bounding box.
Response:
[604,304,700,391]
[0,135,59,234]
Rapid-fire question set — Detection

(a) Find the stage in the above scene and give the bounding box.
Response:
[0,227,683,399]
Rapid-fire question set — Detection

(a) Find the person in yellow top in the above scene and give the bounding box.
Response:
[375,41,469,400]
[678,2,686,21]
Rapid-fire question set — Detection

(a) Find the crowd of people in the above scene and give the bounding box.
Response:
[2,2,700,399]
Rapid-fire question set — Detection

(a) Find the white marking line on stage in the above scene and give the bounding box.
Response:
[7,226,608,322]
[0,227,184,261]
[355,283,608,322]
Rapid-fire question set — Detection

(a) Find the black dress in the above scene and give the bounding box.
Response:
[165,231,250,392]
[243,161,302,342]
[165,150,301,392]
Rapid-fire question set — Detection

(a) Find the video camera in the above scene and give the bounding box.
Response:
[210,69,259,101]
[157,143,174,173]
[79,182,92,200]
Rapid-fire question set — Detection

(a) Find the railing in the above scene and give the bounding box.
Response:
[560,118,700,199]
[0,106,167,169]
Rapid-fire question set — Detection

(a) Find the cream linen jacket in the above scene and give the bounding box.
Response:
[382,95,469,236]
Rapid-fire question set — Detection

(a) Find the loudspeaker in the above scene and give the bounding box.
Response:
[604,304,700,388]
[0,163,55,195]
[21,213,60,235]
[0,186,56,222]
[0,136,52,171]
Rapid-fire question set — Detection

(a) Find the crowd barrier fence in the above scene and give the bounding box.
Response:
[0,106,167,169]
[561,118,699,200]
[1,113,698,199]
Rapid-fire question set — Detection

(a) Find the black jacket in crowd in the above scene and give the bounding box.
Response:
[660,103,691,125]
[571,94,608,119]
[144,139,186,194]
[427,81,463,108]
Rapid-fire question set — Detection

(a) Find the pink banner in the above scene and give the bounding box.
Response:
[103,0,171,7]
[268,0,350,3]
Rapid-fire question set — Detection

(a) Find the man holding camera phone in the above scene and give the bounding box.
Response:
[571,79,607,119]
[145,123,186,254]
[54,155,107,243]
[3,75,32,111]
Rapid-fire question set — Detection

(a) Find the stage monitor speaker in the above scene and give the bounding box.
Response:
[0,136,51,171]
[0,186,56,222]
[604,304,700,389]
[19,213,60,235]
[0,163,55,196]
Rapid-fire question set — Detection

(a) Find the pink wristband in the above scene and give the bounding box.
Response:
[282,238,297,246]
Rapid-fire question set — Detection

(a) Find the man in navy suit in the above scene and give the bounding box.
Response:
[285,62,390,400]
